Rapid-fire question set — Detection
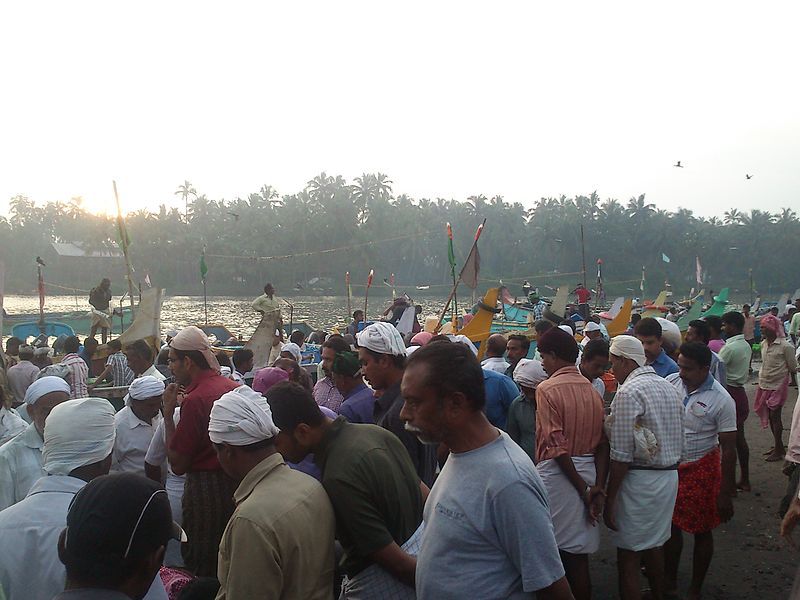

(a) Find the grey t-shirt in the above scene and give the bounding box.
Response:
[416,431,565,599]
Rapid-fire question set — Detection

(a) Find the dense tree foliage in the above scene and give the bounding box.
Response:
[1,174,798,301]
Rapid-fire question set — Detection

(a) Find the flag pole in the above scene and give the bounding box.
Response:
[201,247,208,325]
[364,269,374,321]
[345,272,352,317]
[113,181,137,317]
[436,219,485,331]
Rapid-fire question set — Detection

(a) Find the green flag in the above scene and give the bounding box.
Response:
[200,251,208,282]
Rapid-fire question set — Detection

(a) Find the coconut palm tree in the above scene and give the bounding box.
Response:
[174,180,197,222]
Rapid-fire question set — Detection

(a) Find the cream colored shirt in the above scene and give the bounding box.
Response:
[251,294,282,316]
[216,453,335,600]
[759,338,797,390]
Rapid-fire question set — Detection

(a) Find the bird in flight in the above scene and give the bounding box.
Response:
[227,211,240,221]
[674,161,684,168]
[745,174,753,180]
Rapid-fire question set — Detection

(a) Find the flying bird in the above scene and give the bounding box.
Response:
[35,256,46,267]
[674,161,684,168]
[227,211,240,221]
[745,174,753,180]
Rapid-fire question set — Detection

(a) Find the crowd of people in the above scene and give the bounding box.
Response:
[0,294,799,599]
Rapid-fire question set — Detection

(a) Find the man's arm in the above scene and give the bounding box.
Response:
[717,430,736,522]
[603,460,630,531]
[369,542,417,587]
[536,577,575,600]
[162,383,192,476]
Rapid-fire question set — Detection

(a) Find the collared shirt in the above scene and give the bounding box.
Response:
[743,315,756,340]
[649,349,679,378]
[145,408,185,499]
[708,339,726,354]
[252,294,282,316]
[78,348,95,377]
[608,366,684,466]
[718,334,752,386]
[170,370,240,472]
[60,353,89,399]
[106,352,135,387]
[0,476,168,600]
[111,406,160,475]
[710,351,727,386]
[338,382,375,424]
[314,417,422,577]
[667,373,737,463]
[0,422,44,510]
[532,301,547,321]
[481,356,511,374]
[313,376,344,413]
[0,407,27,446]
[217,454,336,600]
[373,382,437,487]
[483,369,520,430]
[507,393,536,463]
[7,360,40,404]
[790,313,800,338]
[534,365,606,462]
[759,338,798,390]
[140,364,167,382]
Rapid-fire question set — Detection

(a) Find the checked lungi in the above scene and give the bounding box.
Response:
[672,446,722,534]
[182,470,237,577]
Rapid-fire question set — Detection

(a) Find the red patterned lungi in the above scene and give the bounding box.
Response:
[672,446,721,534]
[754,375,790,428]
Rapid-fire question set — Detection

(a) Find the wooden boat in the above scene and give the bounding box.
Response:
[603,298,633,338]
[641,291,669,317]
[701,287,730,317]
[676,296,704,331]
[598,297,625,320]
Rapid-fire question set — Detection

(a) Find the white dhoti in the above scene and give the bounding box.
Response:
[90,308,112,329]
[339,524,423,600]
[611,468,678,551]
[537,455,599,554]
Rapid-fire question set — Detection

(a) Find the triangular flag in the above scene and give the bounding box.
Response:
[200,250,208,282]
[662,253,670,263]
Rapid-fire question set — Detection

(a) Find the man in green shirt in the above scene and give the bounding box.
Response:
[790,298,800,346]
[507,358,547,463]
[720,311,754,491]
[267,381,424,598]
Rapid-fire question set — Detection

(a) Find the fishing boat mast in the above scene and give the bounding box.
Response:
[113,181,137,318]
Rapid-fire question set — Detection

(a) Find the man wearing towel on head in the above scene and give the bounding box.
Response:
[210,385,335,600]
[163,326,240,577]
[0,376,70,510]
[0,397,169,600]
[508,358,548,464]
[112,376,165,475]
[357,322,438,487]
[603,335,685,600]
[534,327,608,600]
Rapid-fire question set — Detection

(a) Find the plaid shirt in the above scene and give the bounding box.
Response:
[106,352,135,387]
[60,353,89,399]
[608,365,684,467]
[313,376,344,413]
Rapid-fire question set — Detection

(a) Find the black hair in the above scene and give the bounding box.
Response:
[485,335,508,357]
[406,339,486,411]
[84,337,99,349]
[289,330,306,346]
[537,329,580,363]
[533,320,554,335]
[507,334,531,353]
[6,337,22,350]
[721,311,745,331]
[630,313,642,325]
[263,283,274,294]
[266,381,325,432]
[107,339,122,352]
[64,336,81,354]
[18,345,34,360]
[678,341,712,368]
[353,310,364,320]
[322,335,350,354]
[634,317,662,339]
[359,346,406,370]
[582,338,610,362]
[124,339,153,362]
[703,315,723,335]
[62,549,152,591]
[215,351,232,369]
[688,319,711,343]
[171,348,211,370]
[177,578,221,600]
[213,438,274,453]
[232,348,254,370]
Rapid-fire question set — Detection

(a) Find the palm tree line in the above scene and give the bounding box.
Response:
[1,174,798,299]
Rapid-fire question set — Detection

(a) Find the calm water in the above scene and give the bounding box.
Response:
[3,293,453,339]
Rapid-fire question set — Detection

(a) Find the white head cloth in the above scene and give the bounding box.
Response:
[448,334,479,356]
[125,376,165,403]
[610,335,647,367]
[584,322,601,333]
[24,376,71,406]
[513,359,548,389]
[42,398,116,475]
[208,385,279,446]
[558,324,575,336]
[357,322,407,356]
[280,343,302,362]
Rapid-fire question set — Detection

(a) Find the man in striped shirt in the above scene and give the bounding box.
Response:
[60,336,89,399]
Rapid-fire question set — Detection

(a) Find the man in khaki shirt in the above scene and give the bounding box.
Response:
[209,385,335,600]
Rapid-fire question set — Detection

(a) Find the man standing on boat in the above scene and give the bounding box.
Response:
[572,283,592,320]
[88,278,113,344]
[252,283,284,343]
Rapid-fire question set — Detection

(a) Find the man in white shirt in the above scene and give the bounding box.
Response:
[112,376,164,475]
[124,339,166,382]
[0,397,168,600]
[664,342,737,600]
[232,348,254,385]
[6,345,40,405]
[480,334,510,374]
[0,376,71,510]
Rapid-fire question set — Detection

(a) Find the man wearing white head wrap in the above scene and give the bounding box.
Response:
[507,359,547,463]
[0,376,71,510]
[604,335,685,599]
[210,384,336,600]
[357,322,407,357]
[0,398,169,600]
[111,376,165,475]
[279,342,302,363]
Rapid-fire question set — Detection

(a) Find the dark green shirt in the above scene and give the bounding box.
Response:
[315,417,423,576]
[506,393,536,464]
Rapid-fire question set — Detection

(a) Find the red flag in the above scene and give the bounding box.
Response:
[366,269,374,288]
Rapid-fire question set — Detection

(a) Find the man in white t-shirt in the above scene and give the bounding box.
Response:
[480,334,510,374]
[664,342,737,600]
[111,377,164,475]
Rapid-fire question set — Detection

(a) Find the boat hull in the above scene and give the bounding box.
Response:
[3,308,135,336]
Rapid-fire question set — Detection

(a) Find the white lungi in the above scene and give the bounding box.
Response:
[537,455,599,554]
[611,468,678,551]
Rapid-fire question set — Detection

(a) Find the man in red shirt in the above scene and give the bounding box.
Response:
[163,326,240,576]
[573,284,592,321]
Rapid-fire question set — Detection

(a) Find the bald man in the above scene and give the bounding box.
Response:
[481,334,510,374]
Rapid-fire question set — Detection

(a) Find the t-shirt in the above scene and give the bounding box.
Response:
[416,432,564,599]
[575,288,591,304]
[650,349,679,378]
[315,417,422,577]
[483,369,519,430]
[338,383,375,424]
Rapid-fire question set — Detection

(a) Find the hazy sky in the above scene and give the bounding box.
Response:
[2,1,798,218]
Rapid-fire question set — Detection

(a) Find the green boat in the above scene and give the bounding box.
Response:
[3,307,135,338]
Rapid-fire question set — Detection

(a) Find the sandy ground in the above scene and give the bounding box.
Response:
[589,384,798,599]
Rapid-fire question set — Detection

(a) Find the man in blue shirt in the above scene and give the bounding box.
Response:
[78,337,98,378]
[635,317,679,378]
[482,368,519,430]
[332,351,375,424]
